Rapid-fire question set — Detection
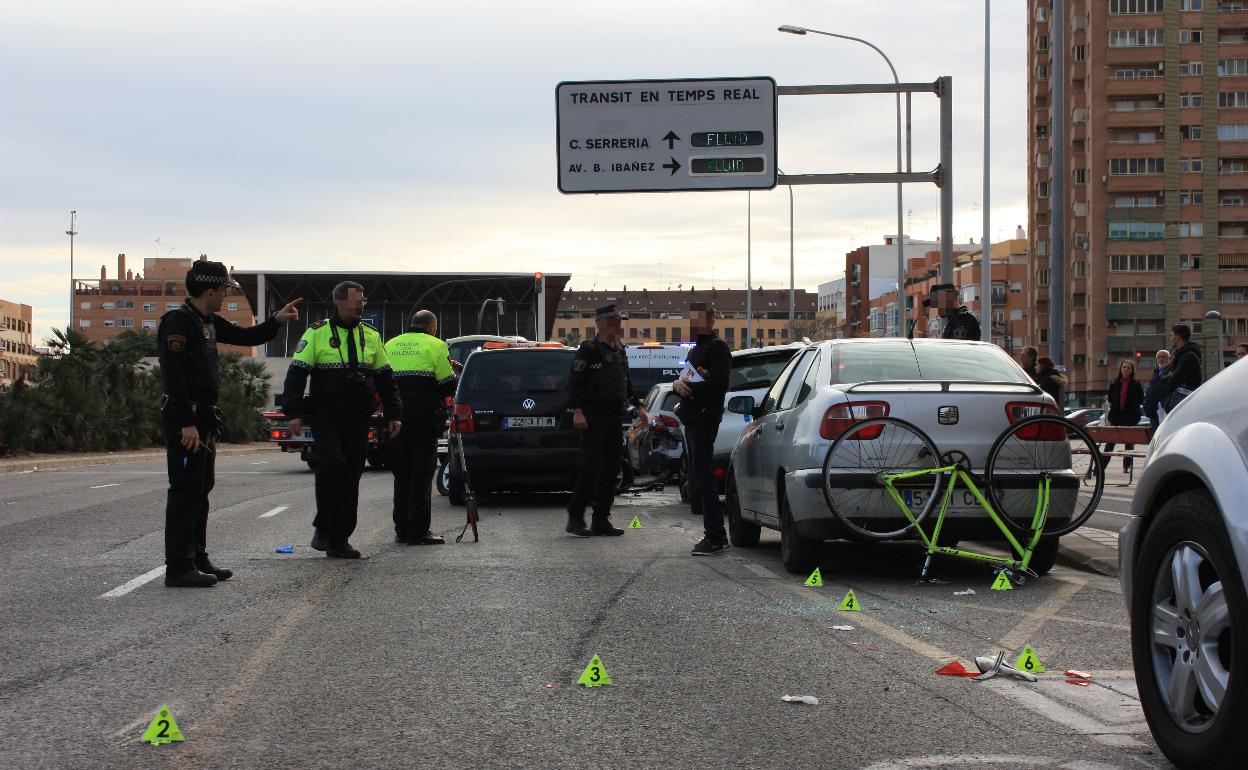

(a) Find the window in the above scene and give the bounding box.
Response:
[1222,92,1248,108]
[1220,59,1248,76]
[1180,0,1204,8]
[117,300,134,309]
[1179,189,1204,204]
[1109,286,1166,303]
[226,302,239,311]
[1178,29,1203,44]
[79,319,91,328]
[1073,44,1086,61]
[1223,193,1245,205]
[1036,123,1049,138]
[103,320,115,328]
[1073,261,1087,279]
[777,350,818,410]
[1114,69,1137,80]
[1178,61,1204,76]
[79,301,90,310]
[143,303,156,312]
[1037,63,1049,81]
[1074,168,1087,185]
[1175,222,1204,236]
[1110,0,1164,12]
[1109,221,1166,239]
[760,351,807,412]
[1179,92,1204,108]
[1179,286,1205,302]
[101,302,114,310]
[142,320,157,330]
[1111,254,1165,271]
[1037,268,1050,287]
[1110,157,1165,175]
[117,318,134,327]
[671,327,681,342]
[1037,180,1050,198]
[1223,159,1247,174]
[1109,29,1163,47]
[166,302,179,310]
[1037,34,1049,52]
[1178,157,1203,173]
[1180,253,1203,269]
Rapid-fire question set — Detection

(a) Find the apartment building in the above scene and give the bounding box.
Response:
[1030,0,1248,404]
[72,254,260,354]
[839,236,977,338]
[0,299,36,386]
[556,287,817,350]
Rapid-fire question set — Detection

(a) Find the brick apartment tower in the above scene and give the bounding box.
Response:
[1029,0,1248,405]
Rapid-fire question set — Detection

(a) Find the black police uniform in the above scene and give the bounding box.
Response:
[941,307,981,340]
[281,315,402,557]
[158,264,284,586]
[566,306,641,535]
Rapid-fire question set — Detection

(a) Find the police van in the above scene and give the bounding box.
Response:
[624,343,692,397]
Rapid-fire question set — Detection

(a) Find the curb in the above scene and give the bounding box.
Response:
[0,443,273,476]
[1057,541,1120,579]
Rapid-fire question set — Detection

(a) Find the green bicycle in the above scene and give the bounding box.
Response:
[821,414,1106,585]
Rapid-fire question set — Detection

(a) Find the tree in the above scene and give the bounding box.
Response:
[791,316,841,342]
[561,328,582,347]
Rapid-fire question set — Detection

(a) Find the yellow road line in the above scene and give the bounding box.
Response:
[999,577,1086,650]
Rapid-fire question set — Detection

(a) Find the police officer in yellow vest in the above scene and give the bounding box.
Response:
[281,281,402,559]
[385,309,457,545]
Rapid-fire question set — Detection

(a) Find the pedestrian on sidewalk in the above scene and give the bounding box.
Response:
[159,260,301,587]
[673,302,731,556]
[1034,356,1066,407]
[1018,346,1038,383]
[1141,349,1171,429]
[1103,359,1144,474]
[1159,323,1203,415]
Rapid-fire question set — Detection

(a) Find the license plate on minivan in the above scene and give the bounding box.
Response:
[903,489,981,514]
[503,416,557,429]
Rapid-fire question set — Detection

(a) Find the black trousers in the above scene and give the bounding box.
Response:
[310,411,371,546]
[683,420,726,542]
[164,420,217,571]
[391,420,439,538]
[568,406,623,522]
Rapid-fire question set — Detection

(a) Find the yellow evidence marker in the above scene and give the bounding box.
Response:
[1015,643,1046,674]
[838,589,860,611]
[629,516,642,529]
[141,705,185,745]
[991,572,1014,591]
[577,654,613,687]
[804,567,823,587]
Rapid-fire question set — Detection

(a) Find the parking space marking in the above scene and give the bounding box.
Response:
[999,577,1086,651]
[740,562,779,580]
[259,505,289,519]
[100,565,166,598]
[943,600,1128,632]
[89,483,120,489]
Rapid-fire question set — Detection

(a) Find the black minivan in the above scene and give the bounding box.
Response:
[447,345,580,502]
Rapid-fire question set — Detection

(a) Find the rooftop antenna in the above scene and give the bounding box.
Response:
[154,238,162,259]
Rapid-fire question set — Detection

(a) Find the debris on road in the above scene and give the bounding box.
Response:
[275,545,294,554]
[831,625,854,631]
[781,694,819,705]
[935,660,978,678]
[953,588,976,596]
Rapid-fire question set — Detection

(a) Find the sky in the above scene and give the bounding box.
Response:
[1,0,1028,343]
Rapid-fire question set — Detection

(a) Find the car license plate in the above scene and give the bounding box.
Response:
[503,416,557,429]
[903,489,980,514]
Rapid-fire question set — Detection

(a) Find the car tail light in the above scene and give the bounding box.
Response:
[658,415,680,430]
[368,429,376,441]
[453,403,475,433]
[819,401,890,440]
[1004,401,1065,440]
[270,428,290,440]
[712,467,725,480]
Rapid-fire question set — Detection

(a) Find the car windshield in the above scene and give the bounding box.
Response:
[729,349,799,391]
[829,341,1029,385]
[460,350,576,393]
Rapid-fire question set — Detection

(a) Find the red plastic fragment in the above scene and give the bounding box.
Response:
[935,660,978,678]
[1064,679,1090,687]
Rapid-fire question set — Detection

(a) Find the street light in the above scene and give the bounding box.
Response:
[66,210,78,335]
[1204,309,1226,372]
[477,297,505,335]
[778,168,795,342]
[779,24,905,337]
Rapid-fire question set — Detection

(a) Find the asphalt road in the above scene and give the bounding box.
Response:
[0,450,1170,769]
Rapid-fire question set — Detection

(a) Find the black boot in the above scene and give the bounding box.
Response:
[591,516,624,536]
[194,555,233,581]
[164,568,217,587]
[311,528,329,552]
[406,531,446,545]
[565,511,592,538]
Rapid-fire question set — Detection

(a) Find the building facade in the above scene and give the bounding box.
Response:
[72,254,260,354]
[1030,0,1248,404]
[556,287,817,349]
[0,299,36,386]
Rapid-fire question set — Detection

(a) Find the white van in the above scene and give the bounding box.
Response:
[624,343,694,397]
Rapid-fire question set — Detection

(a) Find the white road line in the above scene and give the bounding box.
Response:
[1094,509,1131,519]
[259,505,289,519]
[89,483,120,489]
[250,461,269,465]
[101,565,166,598]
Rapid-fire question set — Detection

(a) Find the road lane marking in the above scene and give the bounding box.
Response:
[89,483,120,489]
[250,461,269,465]
[259,505,288,519]
[741,562,778,580]
[100,565,166,598]
[999,576,1086,650]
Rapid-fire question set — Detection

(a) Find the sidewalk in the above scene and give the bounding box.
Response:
[0,442,273,475]
[1057,527,1120,578]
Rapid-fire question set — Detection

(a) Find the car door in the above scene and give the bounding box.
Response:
[738,349,814,516]
[749,349,819,520]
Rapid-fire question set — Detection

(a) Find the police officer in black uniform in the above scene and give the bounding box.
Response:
[907,283,981,340]
[158,260,302,587]
[565,304,646,537]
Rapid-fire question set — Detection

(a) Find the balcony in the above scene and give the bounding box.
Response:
[1106,79,1165,97]
[1106,108,1166,128]
[1107,334,1166,353]
[1106,47,1164,66]
[1107,303,1166,321]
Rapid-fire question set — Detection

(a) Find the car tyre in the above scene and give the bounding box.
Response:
[436,458,451,497]
[448,473,465,507]
[726,472,760,548]
[1028,536,1059,576]
[780,495,821,574]
[1130,489,1248,768]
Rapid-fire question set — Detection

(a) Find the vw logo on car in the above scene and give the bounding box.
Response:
[522,398,536,411]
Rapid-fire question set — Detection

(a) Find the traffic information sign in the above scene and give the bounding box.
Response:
[556,77,777,194]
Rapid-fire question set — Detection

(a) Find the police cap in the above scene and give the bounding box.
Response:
[186,260,241,290]
[595,304,622,320]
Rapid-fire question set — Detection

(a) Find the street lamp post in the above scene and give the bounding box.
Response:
[66,210,78,334]
[780,24,905,337]
[1204,309,1226,373]
[778,168,796,342]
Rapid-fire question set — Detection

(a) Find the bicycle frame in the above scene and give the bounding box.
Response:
[881,465,1052,578]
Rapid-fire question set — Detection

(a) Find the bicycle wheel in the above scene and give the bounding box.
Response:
[822,417,944,541]
[984,414,1104,538]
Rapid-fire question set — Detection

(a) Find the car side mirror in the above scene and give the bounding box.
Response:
[727,395,755,415]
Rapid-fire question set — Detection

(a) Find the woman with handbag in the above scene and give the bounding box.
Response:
[1104,359,1144,473]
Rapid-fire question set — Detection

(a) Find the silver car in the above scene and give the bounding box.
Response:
[725,338,1057,573]
[1119,360,1248,768]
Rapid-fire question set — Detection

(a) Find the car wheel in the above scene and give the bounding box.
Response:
[1131,490,1248,768]
[1028,536,1059,576]
[780,495,821,574]
[679,475,691,503]
[436,459,451,497]
[367,449,388,471]
[448,474,465,507]
[304,458,318,471]
[726,472,760,548]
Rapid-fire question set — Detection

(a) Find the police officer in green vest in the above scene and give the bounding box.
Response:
[384,309,457,545]
[281,281,402,559]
